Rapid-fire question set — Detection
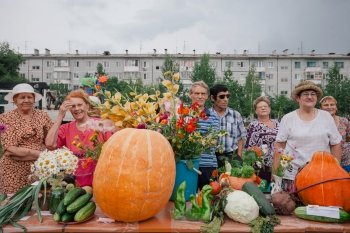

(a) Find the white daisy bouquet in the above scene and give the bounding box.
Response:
[31,147,79,189]
[272,148,294,177]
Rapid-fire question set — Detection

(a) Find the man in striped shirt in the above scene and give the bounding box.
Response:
[189,81,220,189]
[209,84,247,168]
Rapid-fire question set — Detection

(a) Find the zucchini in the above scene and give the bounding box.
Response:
[64,188,86,206]
[61,212,75,222]
[294,206,350,223]
[55,199,66,215]
[53,212,61,222]
[242,181,275,216]
[67,193,93,213]
[74,202,96,222]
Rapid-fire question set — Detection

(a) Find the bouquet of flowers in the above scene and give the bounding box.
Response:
[271,148,294,194]
[31,147,78,189]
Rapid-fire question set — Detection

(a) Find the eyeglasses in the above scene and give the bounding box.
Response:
[218,94,230,99]
[300,92,317,97]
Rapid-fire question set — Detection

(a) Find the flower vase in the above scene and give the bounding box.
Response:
[49,188,64,214]
[270,174,283,194]
[75,158,97,187]
[170,158,200,201]
[38,189,51,211]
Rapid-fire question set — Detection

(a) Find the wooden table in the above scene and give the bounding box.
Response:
[2,202,350,233]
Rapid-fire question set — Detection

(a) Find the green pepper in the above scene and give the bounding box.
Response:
[185,194,202,221]
[201,185,213,222]
[171,181,186,219]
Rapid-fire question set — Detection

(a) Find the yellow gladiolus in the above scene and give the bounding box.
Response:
[172,73,180,81]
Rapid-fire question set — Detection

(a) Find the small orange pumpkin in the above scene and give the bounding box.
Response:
[295,151,350,212]
[228,174,257,190]
[93,128,176,222]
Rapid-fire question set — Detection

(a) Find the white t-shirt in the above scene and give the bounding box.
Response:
[276,109,342,180]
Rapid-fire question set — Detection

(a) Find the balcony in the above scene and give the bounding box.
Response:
[54,67,70,72]
[124,66,139,72]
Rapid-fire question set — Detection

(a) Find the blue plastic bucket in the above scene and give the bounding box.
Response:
[170,158,200,201]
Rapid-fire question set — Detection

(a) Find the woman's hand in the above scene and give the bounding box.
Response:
[58,100,73,118]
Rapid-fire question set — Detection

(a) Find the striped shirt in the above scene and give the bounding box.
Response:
[209,107,247,153]
[197,108,220,167]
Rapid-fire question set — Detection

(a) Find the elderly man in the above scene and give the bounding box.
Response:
[189,81,220,189]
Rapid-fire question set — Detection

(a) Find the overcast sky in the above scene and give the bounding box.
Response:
[1,0,349,55]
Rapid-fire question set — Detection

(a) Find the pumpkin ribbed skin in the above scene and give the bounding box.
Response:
[93,128,176,222]
[295,151,350,212]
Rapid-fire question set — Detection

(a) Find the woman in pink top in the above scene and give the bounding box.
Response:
[46,90,115,186]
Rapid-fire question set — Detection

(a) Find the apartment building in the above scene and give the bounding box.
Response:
[18,49,350,97]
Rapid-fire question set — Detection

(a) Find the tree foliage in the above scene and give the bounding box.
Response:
[191,53,216,88]
[270,95,298,120]
[96,63,106,76]
[243,66,262,117]
[324,65,350,117]
[0,42,26,84]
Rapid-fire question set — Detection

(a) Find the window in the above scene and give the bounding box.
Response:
[143,74,147,80]
[323,62,329,69]
[46,73,51,79]
[268,62,274,68]
[73,73,79,78]
[46,61,51,67]
[156,66,160,70]
[237,61,244,67]
[143,61,147,68]
[116,61,120,67]
[268,86,274,92]
[32,66,40,70]
[225,61,232,68]
[281,66,288,70]
[76,61,79,67]
[335,62,344,69]
[20,73,25,78]
[307,61,316,67]
[281,78,288,82]
[266,74,273,80]
[295,74,301,80]
[103,61,109,68]
[125,60,139,66]
[252,61,263,67]
[87,61,93,67]
[280,90,288,95]
[294,62,301,69]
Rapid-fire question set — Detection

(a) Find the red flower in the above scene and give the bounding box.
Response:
[177,102,190,115]
[176,117,185,129]
[191,102,200,111]
[185,120,197,133]
[199,110,208,120]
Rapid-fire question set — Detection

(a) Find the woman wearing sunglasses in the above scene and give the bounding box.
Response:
[245,96,279,187]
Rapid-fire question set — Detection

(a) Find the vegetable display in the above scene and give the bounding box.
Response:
[295,151,350,212]
[93,128,176,222]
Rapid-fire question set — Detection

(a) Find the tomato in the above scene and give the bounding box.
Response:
[209,181,221,195]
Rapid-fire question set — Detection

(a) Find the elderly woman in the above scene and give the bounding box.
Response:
[45,90,114,186]
[274,81,342,192]
[320,96,350,172]
[0,83,53,193]
[245,96,279,184]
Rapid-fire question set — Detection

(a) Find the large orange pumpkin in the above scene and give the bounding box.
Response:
[295,151,350,212]
[93,128,176,222]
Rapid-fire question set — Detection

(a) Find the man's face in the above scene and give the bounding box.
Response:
[189,85,208,107]
[211,91,230,110]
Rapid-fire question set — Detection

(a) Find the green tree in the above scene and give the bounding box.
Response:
[270,95,298,120]
[324,65,350,117]
[191,53,216,88]
[243,66,262,117]
[218,76,246,116]
[96,63,106,76]
[0,42,26,84]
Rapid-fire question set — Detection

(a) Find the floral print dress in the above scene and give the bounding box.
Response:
[337,117,350,168]
[0,109,53,194]
[245,119,279,181]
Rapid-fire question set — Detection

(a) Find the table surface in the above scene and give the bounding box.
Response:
[2,202,350,233]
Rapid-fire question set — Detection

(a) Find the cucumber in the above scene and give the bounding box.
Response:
[294,206,350,223]
[55,199,66,215]
[74,202,96,222]
[242,181,275,216]
[64,188,86,206]
[0,193,7,202]
[61,212,75,222]
[53,212,61,222]
[67,193,93,213]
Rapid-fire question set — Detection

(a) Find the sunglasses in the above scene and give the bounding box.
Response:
[218,94,230,99]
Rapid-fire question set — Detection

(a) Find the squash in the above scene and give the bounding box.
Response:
[228,174,257,190]
[93,128,176,222]
[295,151,350,212]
